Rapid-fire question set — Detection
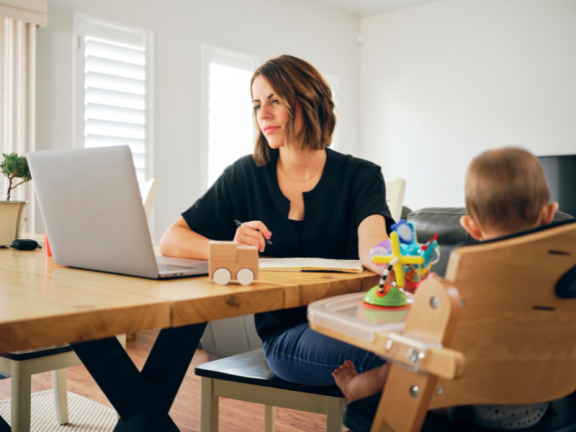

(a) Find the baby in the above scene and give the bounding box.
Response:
[333,147,558,429]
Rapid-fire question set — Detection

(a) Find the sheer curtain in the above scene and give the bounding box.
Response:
[0,0,46,233]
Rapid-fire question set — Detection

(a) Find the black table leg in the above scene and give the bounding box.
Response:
[71,323,207,432]
[0,416,10,432]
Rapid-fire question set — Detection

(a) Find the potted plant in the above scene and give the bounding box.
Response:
[0,152,32,246]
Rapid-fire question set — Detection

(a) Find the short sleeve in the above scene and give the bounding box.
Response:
[181,167,237,241]
[353,168,395,235]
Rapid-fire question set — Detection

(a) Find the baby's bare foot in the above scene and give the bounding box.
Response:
[333,360,359,402]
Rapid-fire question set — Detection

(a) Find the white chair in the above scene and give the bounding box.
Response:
[0,179,160,432]
[196,349,348,432]
[196,178,408,432]
[138,178,161,221]
[0,336,126,432]
[385,178,407,222]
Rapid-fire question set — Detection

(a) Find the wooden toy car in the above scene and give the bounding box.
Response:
[208,241,259,285]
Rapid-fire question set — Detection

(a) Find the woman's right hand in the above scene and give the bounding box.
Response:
[234,221,272,253]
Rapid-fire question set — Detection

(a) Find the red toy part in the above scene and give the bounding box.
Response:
[376,285,391,297]
[419,233,438,252]
[404,280,420,290]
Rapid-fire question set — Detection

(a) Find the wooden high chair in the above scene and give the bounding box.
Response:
[314,219,576,432]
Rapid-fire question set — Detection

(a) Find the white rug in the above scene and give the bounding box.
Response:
[0,390,117,431]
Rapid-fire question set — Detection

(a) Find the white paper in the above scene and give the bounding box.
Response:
[258,258,363,273]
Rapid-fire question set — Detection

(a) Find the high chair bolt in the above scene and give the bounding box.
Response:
[407,348,419,363]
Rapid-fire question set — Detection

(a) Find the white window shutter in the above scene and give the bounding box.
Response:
[75,15,153,183]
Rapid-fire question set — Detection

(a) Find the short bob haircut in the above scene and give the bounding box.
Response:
[251,55,336,167]
[465,147,551,232]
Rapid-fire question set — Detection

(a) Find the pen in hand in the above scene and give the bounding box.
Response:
[234,220,273,245]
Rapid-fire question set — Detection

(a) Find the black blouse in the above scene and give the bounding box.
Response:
[182,148,394,341]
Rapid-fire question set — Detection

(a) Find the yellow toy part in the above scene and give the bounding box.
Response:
[371,232,424,287]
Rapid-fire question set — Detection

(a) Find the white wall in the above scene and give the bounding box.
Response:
[36,0,361,240]
[360,0,576,211]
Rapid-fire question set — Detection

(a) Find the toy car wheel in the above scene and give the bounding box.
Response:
[236,268,254,286]
[213,268,232,285]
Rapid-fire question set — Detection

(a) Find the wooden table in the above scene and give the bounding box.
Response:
[0,244,379,432]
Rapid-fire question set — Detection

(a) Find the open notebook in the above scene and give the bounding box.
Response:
[259,258,363,274]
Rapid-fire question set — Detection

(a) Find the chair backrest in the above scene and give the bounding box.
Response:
[429,219,576,409]
[138,178,160,221]
[385,178,407,222]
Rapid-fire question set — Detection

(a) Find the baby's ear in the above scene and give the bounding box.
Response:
[460,215,483,240]
[540,202,559,226]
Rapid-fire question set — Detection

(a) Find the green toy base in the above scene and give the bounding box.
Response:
[363,284,408,308]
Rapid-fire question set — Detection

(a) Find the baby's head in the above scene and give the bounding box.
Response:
[461,147,558,241]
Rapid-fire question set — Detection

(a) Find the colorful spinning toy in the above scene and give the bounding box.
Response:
[363,220,440,309]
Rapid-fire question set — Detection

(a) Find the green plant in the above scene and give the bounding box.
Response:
[0,152,32,201]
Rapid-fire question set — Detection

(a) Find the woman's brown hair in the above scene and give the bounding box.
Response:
[251,55,336,166]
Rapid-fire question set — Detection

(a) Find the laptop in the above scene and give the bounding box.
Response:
[27,146,208,279]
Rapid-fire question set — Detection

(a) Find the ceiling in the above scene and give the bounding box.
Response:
[314,0,445,17]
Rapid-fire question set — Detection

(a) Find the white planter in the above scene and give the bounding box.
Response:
[0,201,29,247]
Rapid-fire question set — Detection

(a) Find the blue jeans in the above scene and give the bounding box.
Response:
[263,323,386,387]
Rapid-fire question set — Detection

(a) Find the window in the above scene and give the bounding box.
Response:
[201,45,259,190]
[74,15,154,182]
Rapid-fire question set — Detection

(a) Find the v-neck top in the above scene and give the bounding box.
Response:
[182,148,394,341]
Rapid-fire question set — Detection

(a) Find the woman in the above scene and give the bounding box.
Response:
[160,55,394,386]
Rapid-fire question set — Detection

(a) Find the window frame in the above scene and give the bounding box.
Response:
[200,44,259,192]
[73,13,155,182]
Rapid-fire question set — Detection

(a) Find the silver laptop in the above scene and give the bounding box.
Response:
[27,146,208,279]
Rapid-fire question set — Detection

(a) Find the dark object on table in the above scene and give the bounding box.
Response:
[11,239,41,250]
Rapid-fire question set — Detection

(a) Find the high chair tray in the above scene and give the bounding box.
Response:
[307,291,414,343]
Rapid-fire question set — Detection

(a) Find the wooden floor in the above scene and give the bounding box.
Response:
[0,330,327,432]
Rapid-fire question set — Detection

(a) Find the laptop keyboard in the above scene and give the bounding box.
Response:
[158,263,200,272]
